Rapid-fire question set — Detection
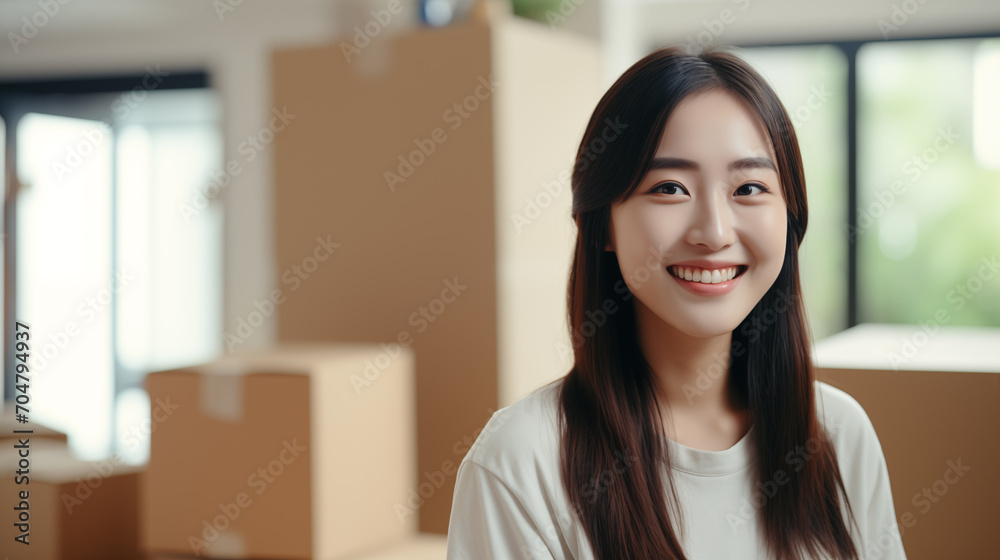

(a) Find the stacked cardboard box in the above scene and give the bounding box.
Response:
[344,533,447,559]
[0,438,143,559]
[814,323,999,560]
[144,533,446,560]
[141,343,416,559]
[0,413,69,444]
[272,11,602,533]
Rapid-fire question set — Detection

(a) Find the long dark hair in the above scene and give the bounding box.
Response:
[556,46,861,559]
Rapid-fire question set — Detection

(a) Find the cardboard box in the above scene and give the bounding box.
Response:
[0,410,69,444]
[345,533,447,559]
[143,533,445,560]
[814,323,999,560]
[272,13,602,533]
[141,343,416,559]
[0,440,143,560]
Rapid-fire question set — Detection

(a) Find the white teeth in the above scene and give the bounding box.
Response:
[669,266,743,284]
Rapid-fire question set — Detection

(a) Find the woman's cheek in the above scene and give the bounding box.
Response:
[747,203,786,246]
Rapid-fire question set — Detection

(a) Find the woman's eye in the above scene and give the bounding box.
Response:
[735,183,768,196]
[651,182,689,196]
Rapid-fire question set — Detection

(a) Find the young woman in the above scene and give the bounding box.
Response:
[445,46,907,560]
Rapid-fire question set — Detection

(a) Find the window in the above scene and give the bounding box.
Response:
[857,38,1000,326]
[739,45,849,341]
[1,76,222,462]
[17,112,116,457]
[733,32,1000,341]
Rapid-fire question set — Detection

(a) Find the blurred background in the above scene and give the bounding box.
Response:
[0,0,997,558]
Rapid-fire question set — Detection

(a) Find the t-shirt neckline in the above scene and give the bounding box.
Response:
[665,424,755,477]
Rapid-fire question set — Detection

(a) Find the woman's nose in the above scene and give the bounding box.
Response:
[685,190,735,251]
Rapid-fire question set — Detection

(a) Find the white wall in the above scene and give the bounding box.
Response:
[603,0,1000,92]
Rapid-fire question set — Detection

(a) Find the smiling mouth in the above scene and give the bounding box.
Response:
[667,265,748,285]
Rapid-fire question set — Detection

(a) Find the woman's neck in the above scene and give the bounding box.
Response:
[633,300,747,419]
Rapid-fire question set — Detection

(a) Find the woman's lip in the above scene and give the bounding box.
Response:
[669,268,744,296]
[669,260,744,269]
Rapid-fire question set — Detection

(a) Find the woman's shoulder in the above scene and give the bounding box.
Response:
[813,380,891,483]
[813,379,878,441]
[460,377,566,482]
[812,382,907,557]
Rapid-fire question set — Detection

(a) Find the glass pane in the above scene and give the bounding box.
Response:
[17,112,114,460]
[738,45,849,341]
[858,39,1000,327]
[116,121,223,375]
[114,88,223,463]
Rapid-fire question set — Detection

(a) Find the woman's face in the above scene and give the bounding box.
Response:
[607,88,788,338]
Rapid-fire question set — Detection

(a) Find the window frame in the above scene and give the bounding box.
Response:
[729,31,1000,329]
[0,70,209,427]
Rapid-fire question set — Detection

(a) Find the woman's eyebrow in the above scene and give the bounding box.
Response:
[648,156,777,172]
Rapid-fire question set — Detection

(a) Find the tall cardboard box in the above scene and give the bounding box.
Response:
[346,533,447,559]
[141,343,416,559]
[272,15,601,532]
[814,323,1000,560]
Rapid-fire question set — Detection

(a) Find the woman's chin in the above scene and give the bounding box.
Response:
[664,314,744,340]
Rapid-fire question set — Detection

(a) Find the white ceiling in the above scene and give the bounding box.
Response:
[1,0,997,46]
[1,0,997,82]
[634,0,1000,46]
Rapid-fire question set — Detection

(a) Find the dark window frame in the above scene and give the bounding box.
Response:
[0,70,210,414]
[728,30,1000,328]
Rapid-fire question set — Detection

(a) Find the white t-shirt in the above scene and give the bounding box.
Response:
[445,378,908,560]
